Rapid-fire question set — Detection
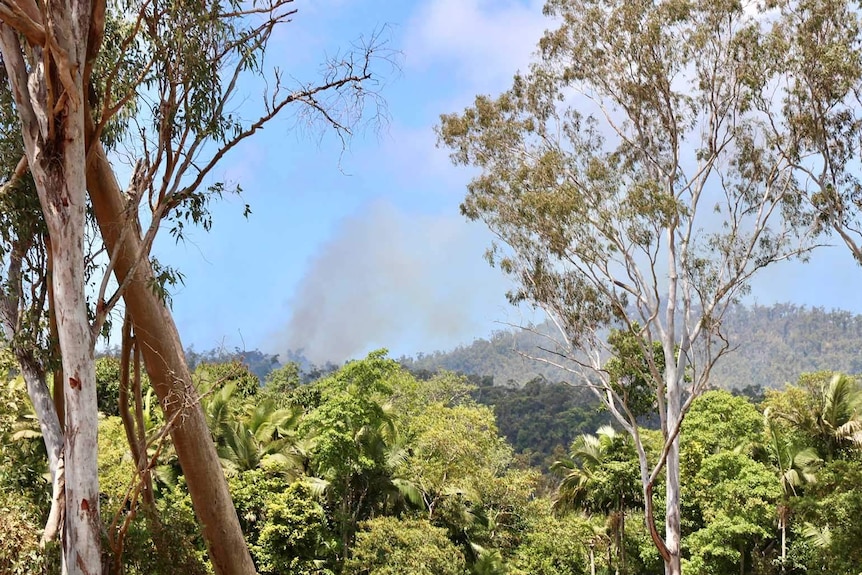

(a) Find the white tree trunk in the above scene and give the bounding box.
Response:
[665,368,682,575]
[665,362,682,575]
[18,359,63,477]
[50,217,99,574]
[0,6,99,569]
[18,357,67,555]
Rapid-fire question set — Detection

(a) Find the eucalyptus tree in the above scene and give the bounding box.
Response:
[437,0,816,572]
[0,0,388,570]
[82,4,388,569]
[0,0,108,566]
[0,81,67,552]
[764,0,862,266]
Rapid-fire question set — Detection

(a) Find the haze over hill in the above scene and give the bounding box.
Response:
[398,303,862,390]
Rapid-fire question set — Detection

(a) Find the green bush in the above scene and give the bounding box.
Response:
[344,516,467,575]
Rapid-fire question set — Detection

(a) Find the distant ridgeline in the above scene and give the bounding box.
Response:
[399,303,862,391]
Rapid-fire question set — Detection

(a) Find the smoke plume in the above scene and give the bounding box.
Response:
[276,200,506,364]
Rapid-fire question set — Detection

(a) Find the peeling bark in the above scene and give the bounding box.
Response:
[0,0,101,568]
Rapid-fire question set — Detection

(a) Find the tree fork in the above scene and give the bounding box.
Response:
[86,139,256,575]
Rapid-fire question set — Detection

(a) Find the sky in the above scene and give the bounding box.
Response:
[140,0,862,364]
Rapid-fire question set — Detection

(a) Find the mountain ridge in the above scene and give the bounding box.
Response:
[398,302,862,389]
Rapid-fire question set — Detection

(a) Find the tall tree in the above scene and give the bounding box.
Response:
[438,1,815,572]
[0,0,105,569]
[0,108,66,554]
[83,3,386,570]
[764,408,820,571]
[766,0,862,266]
[0,0,388,572]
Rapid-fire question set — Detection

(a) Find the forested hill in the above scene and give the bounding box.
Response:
[400,303,862,390]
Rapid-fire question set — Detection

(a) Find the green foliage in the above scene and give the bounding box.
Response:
[97,416,209,574]
[622,510,664,575]
[261,362,302,406]
[401,402,512,498]
[552,426,641,515]
[765,372,862,460]
[551,425,642,575]
[510,506,595,575]
[230,471,335,574]
[478,468,541,555]
[390,370,475,417]
[11,336,862,575]
[684,451,780,573]
[787,459,862,575]
[256,485,334,575]
[95,356,154,417]
[147,479,211,572]
[0,377,50,506]
[95,356,122,416]
[692,452,779,528]
[605,326,663,418]
[0,492,58,575]
[299,351,410,554]
[680,390,763,477]
[195,360,261,398]
[217,400,304,476]
[302,351,399,483]
[344,517,467,575]
[677,392,782,572]
[472,377,610,469]
[98,416,137,516]
[684,515,772,575]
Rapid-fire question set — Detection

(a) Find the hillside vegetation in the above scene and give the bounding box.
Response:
[5,352,862,574]
[401,303,862,389]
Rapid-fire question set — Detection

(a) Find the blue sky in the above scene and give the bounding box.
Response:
[143,0,862,364]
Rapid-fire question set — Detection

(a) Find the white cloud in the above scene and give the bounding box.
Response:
[405,0,547,87]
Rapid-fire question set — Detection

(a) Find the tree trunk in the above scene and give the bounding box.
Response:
[665,371,682,575]
[0,244,64,482]
[0,17,101,572]
[47,242,66,429]
[18,357,64,491]
[86,141,256,575]
[619,509,626,575]
[45,167,100,575]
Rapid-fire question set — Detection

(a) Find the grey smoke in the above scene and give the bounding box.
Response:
[277,200,506,364]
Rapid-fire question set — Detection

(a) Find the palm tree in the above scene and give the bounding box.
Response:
[217,399,305,476]
[817,374,862,458]
[201,381,240,444]
[552,425,639,575]
[780,373,862,461]
[764,408,821,570]
[552,429,608,514]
